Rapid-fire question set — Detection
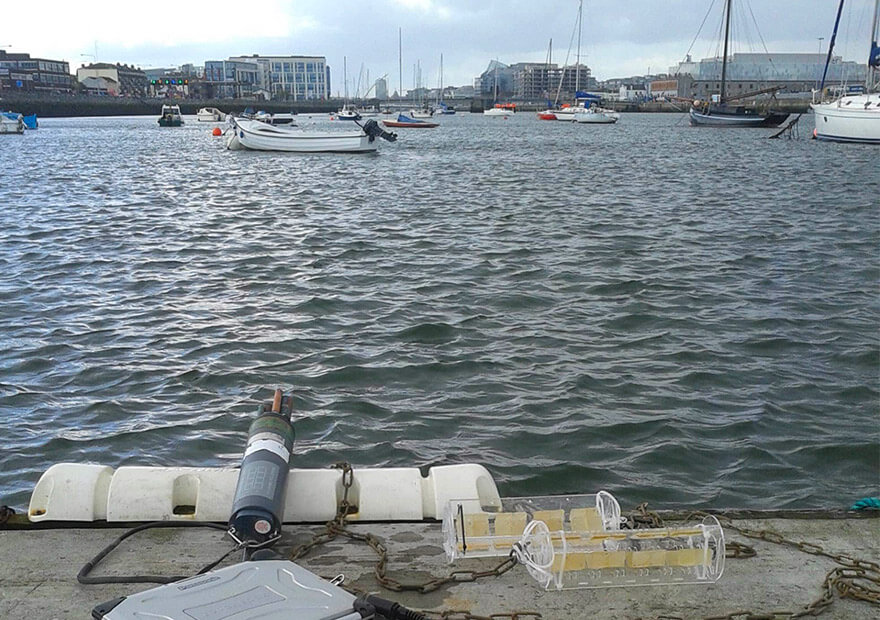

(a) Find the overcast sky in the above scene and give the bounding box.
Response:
[5,0,877,94]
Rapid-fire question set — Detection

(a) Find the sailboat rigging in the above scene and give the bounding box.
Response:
[688,0,789,127]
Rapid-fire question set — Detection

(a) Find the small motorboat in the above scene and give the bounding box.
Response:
[574,108,619,124]
[409,107,434,118]
[158,104,184,127]
[22,114,38,129]
[254,111,297,126]
[381,113,439,128]
[226,117,396,153]
[537,111,558,120]
[196,107,226,122]
[334,104,362,121]
[484,103,516,117]
[0,112,25,134]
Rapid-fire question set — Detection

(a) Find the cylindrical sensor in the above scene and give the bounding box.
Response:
[228,391,295,544]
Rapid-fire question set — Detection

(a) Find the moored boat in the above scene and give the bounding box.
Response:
[687,0,788,127]
[811,0,880,143]
[196,107,225,122]
[254,110,297,126]
[158,104,184,127]
[0,112,25,134]
[484,103,516,117]
[226,117,396,152]
[381,113,439,128]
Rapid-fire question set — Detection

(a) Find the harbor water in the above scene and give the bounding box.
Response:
[0,113,877,511]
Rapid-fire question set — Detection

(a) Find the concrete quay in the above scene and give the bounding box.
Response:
[0,510,877,619]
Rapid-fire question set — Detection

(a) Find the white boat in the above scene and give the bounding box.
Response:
[226,117,396,153]
[254,110,297,126]
[811,0,880,144]
[0,112,25,134]
[409,107,434,118]
[335,103,362,121]
[574,107,618,124]
[483,106,515,116]
[196,107,226,122]
[158,104,184,127]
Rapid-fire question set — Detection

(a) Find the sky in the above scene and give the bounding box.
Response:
[3,0,877,95]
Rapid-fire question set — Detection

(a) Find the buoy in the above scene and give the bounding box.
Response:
[212,127,222,136]
[812,128,818,139]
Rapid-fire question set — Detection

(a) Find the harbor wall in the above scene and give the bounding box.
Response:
[1,93,813,117]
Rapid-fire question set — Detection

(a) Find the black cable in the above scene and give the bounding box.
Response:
[77,521,231,585]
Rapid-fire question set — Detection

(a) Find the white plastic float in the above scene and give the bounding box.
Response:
[28,463,500,523]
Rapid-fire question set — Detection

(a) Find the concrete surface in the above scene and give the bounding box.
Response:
[0,512,877,619]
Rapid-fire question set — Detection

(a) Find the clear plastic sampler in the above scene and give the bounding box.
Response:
[513,515,725,590]
[442,492,621,561]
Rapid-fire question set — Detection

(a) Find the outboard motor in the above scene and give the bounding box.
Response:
[228,389,295,547]
[362,118,398,143]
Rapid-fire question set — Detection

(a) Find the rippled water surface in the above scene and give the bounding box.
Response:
[1,113,877,511]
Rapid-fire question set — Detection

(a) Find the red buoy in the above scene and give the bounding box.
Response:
[212,127,222,136]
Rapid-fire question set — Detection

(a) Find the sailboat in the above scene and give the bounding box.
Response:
[484,61,515,116]
[538,1,618,124]
[811,0,880,143]
[335,57,362,121]
[689,0,788,127]
[435,54,455,115]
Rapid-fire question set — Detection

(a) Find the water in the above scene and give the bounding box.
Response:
[0,113,877,511]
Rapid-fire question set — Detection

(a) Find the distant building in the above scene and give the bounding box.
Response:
[481,60,596,102]
[76,63,148,96]
[374,77,388,100]
[671,52,867,83]
[204,59,260,98]
[227,55,330,100]
[648,79,679,100]
[0,50,72,92]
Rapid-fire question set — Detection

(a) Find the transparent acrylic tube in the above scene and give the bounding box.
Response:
[442,492,621,561]
[514,515,725,590]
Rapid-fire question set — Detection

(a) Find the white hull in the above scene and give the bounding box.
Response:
[575,110,618,124]
[483,107,514,116]
[227,118,378,153]
[196,107,225,122]
[811,94,880,144]
[409,109,434,118]
[0,117,25,134]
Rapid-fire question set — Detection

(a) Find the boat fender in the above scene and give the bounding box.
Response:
[227,389,295,546]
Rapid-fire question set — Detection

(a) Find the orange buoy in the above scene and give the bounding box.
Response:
[212,127,222,136]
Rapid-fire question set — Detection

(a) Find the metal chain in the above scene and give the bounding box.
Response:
[686,510,880,619]
[289,462,522,597]
[420,612,542,620]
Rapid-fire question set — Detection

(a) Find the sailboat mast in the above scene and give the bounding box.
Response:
[869,0,880,92]
[343,56,348,102]
[576,0,582,94]
[819,0,845,95]
[720,0,732,102]
[399,27,403,100]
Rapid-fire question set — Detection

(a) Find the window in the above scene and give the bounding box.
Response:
[306,63,314,73]
[296,62,305,73]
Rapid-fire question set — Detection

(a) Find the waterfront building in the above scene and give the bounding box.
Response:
[227,55,330,100]
[76,63,148,97]
[670,53,868,92]
[204,59,260,98]
[480,60,596,102]
[0,50,72,93]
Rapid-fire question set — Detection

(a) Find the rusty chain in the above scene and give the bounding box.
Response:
[687,510,880,619]
[289,462,534,617]
[420,612,543,620]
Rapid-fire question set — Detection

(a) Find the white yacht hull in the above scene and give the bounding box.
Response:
[811,94,880,144]
[483,107,513,116]
[226,118,378,153]
[575,110,618,124]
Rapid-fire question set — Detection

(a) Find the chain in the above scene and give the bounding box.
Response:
[420,612,542,620]
[686,510,880,619]
[289,462,524,601]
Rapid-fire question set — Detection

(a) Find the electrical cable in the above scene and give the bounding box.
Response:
[77,521,231,585]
